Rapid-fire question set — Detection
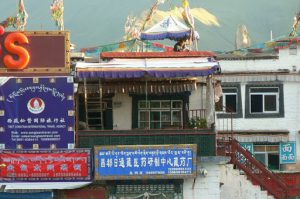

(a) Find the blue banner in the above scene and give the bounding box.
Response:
[95,145,197,180]
[0,77,74,149]
[0,192,52,199]
[280,142,296,164]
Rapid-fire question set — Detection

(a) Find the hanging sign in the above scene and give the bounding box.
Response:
[95,144,197,180]
[280,142,296,164]
[0,76,74,149]
[0,149,92,182]
[0,29,70,75]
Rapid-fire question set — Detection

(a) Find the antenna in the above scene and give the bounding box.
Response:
[270,30,273,41]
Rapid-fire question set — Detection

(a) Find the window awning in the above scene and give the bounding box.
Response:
[76,57,220,79]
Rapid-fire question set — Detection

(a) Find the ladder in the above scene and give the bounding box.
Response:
[84,79,107,130]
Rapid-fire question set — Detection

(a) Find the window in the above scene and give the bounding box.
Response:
[216,84,242,118]
[138,100,183,129]
[245,84,284,118]
[216,87,238,113]
[250,87,279,113]
[253,144,280,170]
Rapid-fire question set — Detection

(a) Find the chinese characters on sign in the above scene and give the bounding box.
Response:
[0,77,74,149]
[280,142,296,164]
[0,149,92,182]
[95,145,197,180]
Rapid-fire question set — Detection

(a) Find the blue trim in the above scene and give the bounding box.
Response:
[77,65,220,79]
[140,31,191,41]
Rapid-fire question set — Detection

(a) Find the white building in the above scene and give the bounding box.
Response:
[215,38,300,171]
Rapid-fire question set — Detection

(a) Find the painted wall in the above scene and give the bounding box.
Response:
[112,93,132,130]
[189,84,206,112]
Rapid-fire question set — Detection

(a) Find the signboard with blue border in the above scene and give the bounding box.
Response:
[94,144,197,180]
[0,77,74,149]
[280,142,296,164]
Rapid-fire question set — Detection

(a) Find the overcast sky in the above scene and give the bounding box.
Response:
[1,0,299,51]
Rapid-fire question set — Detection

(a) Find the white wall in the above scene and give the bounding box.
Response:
[112,93,132,130]
[189,84,206,111]
[220,47,300,73]
[220,164,272,199]
[184,162,221,199]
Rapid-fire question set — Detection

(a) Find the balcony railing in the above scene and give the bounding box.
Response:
[77,128,215,156]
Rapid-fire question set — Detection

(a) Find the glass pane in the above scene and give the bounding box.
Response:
[139,122,149,129]
[254,145,265,152]
[172,111,181,122]
[266,145,279,152]
[161,101,171,108]
[264,95,277,111]
[268,154,279,170]
[150,111,160,121]
[172,122,181,127]
[139,101,149,108]
[150,101,160,108]
[225,94,237,112]
[161,111,171,121]
[254,153,267,166]
[172,101,182,108]
[251,95,263,113]
[139,111,149,121]
[161,122,171,128]
[150,122,160,129]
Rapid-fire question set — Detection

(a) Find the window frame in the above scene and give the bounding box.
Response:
[245,83,284,118]
[253,144,280,170]
[138,100,183,129]
[216,83,243,118]
[249,87,279,113]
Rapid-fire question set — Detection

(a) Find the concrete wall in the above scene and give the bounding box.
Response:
[220,164,272,199]
[184,162,221,199]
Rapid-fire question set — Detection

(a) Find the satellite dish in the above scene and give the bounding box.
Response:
[235,24,251,49]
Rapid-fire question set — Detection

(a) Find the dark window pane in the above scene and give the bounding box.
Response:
[150,112,160,121]
[172,101,182,108]
[251,95,263,113]
[161,101,171,108]
[150,101,160,108]
[150,122,160,129]
[264,95,277,111]
[268,154,279,170]
[225,94,237,112]
[161,111,171,121]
